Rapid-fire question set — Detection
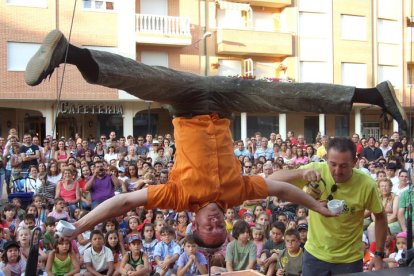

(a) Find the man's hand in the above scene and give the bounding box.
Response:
[373,255,384,270]
[302,169,321,183]
[314,201,337,217]
[187,254,195,264]
[276,268,285,276]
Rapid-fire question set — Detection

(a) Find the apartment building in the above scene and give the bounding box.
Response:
[0,0,412,142]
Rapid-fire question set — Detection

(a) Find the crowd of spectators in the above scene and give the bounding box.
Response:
[0,127,412,275]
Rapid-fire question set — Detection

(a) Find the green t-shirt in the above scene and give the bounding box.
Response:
[276,248,303,276]
[225,240,257,271]
[293,162,382,263]
[398,189,414,222]
[43,231,56,251]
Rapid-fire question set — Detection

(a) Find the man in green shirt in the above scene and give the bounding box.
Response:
[397,188,414,233]
[270,137,387,275]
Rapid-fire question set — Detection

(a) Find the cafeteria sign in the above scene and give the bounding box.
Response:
[58,102,124,115]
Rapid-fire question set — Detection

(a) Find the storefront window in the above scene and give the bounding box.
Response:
[98,115,123,137]
[133,113,159,137]
[233,115,279,140]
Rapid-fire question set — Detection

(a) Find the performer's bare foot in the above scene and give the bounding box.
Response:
[25,29,68,86]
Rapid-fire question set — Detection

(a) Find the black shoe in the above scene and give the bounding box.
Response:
[376,81,408,131]
[25,29,68,86]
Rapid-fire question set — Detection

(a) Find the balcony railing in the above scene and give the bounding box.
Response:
[135,14,192,46]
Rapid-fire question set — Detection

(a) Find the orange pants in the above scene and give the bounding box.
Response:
[146,115,268,212]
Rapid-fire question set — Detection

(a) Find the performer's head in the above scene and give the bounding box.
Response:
[327,137,357,183]
[193,203,227,248]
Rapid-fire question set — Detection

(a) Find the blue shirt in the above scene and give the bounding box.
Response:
[154,240,181,261]
[176,251,207,276]
[234,148,250,158]
[254,147,274,160]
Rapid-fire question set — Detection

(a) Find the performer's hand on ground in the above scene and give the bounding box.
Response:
[302,169,321,183]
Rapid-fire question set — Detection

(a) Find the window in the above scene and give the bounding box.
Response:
[341,63,367,88]
[7,42,40,71]
[219,60,242,76]
[378,19,400,43]
[335,116,349,137]
[253,12,275,32]
[300,61,330,83]
[140,0,168,16]
[341,15,366,41]
[6,0,46,7]
[141,51,168,67]
[83,0,114,11]
[299,12,329,38]
[378,65,401,88]
[254,62,275,78]
[84,45,118,54]
[300,38,329,61]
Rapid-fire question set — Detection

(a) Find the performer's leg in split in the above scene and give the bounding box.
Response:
[25,30,407,130]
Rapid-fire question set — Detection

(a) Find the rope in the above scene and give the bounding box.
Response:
[46,0,77,162]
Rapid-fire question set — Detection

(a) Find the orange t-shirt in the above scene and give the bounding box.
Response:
[146,115,268,212]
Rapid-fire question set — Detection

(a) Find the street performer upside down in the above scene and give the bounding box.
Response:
[25,30,407,249]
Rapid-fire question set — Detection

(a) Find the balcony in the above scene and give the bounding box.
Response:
[227,0,291,8]
[135,14,192,46]
[217,29,292,57]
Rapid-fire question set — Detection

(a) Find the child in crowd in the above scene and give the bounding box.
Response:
[243,211,255,227]
[154,220,166,241]
[385,231,408,268]
[252,225,266,261]
[83,230,114,276]
[103,219,125,252]
[362,234,374,271]
[17,227,47,264]
[154,226,180,276]
[175,211,188,243]
[297,223,308,248]
[0,241,26,276]
[76,211,91,257]
[141,223,158,273]
[43,216,57,252]
[275,229,303,276]
[48,198,71,221]
[258,221,286,276]
[176,235,207,276]
[224,208,235,235]
[253,205,264,219]
[19,214,36,231]
[45,237,80,276]
[120,234,149,275]
[287,220,297,230]
[255,213,270,239]
[11,198,25,221]
[127,216,141,238]
[223,220,257,272]
[105,230,125,273]
[33,195,48,224]
[3,204,18,240]
[296,206,308,219]
[0,226,7,251]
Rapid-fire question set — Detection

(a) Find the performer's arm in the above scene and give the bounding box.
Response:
[73,189,148,237]
[268,168,320,185]
[398,207,407,232]
[373,211,387,270]
[265,179,333,217]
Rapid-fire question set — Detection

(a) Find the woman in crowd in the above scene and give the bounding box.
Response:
[305,145,319,163]
[55,140,70,164]
[94,141,106,160]
[368,178,400,243]
[104,145,118,164]
[55,167,81,213]
[125,147,139,165]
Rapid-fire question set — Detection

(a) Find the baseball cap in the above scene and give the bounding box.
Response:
[152,139,159,145]
[243,210,254,218]
[3,240,19,251]
[297,223,308,231]
[118,167,125,173]
[397,231,407,239]
[128,234,142,244]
